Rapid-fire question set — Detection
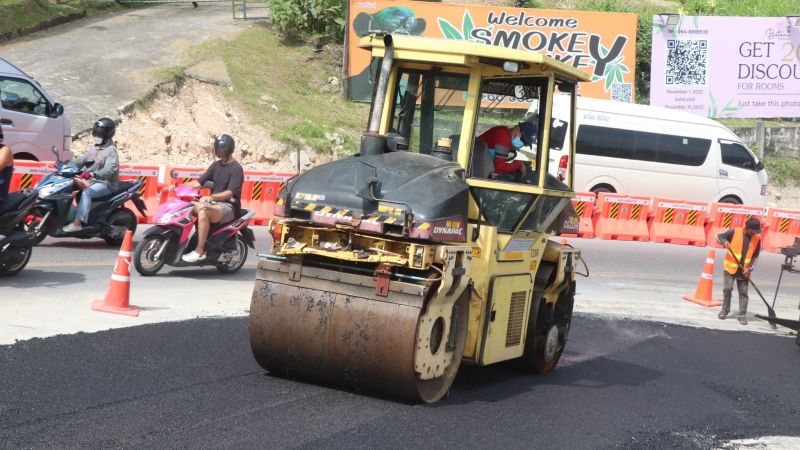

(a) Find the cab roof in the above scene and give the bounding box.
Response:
[358,34,590,82]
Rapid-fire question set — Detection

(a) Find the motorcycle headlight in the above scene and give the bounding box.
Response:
[38,180,72,198]
[157,210,186,225]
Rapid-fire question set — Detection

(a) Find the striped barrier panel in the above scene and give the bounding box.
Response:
[704,203,766,249]
[762,208,800,253]
[9,160,54,192]
[648,198,708,246]
[561,192,596,238]
[119,164,161,223]
[593,193,651,241]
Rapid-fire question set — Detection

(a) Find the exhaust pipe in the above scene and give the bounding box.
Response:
[361,34,394,156]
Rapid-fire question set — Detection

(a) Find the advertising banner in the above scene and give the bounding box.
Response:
[650,15,800,118]
[346,0,637,103]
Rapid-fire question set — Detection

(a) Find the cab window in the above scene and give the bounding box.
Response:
[470,77,548,184]
[389,69,468,156]
[721,142,758,171]
[0,77,49,117]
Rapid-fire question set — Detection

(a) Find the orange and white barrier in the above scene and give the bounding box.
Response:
[561,192,596,238]
[119,164,160,223]
[9,160,53,191]
[762,208,800,253]
[648,198,708,246]
[241,171,294,225]
[705,203,766,249]
[593,193,650,241]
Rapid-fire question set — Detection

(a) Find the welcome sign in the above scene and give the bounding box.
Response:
[650,16,800,118]
[346,0,638,103]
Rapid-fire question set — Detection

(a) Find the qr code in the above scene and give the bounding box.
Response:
[611,83,632,102]
[666,39,708,85]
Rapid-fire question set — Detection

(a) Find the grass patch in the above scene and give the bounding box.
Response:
[192,26,368,155]
[0,0,130,37]
[764,156,800,186]
[719,118,800,129]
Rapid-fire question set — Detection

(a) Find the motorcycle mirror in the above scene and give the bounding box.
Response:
[51,146,59,157]
[203,181,215,189]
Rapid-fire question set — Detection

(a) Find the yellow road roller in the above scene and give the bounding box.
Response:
[249,34,590,403]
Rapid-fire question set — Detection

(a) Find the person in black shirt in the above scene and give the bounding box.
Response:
[181,134,244,263]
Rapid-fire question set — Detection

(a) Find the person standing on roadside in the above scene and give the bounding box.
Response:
[717,217,762,325]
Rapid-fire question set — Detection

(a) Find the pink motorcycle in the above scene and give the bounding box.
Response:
[133,185,255,275]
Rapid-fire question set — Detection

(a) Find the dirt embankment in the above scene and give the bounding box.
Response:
[73,79,330,172]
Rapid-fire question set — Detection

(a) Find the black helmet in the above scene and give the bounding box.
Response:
[92,117,116,145]
[214,134,235,158]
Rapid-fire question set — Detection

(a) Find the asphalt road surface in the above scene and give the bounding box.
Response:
[1,315,799,449]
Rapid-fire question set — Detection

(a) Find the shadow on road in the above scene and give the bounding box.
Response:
[444,356,663,405]
[1,269,86,288]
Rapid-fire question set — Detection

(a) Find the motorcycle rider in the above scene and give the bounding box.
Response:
[180,134,244,263]
[62,118,120,233]
[0,126,12,205]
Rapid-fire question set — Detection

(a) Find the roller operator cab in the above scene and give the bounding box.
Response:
[248,34,590,403]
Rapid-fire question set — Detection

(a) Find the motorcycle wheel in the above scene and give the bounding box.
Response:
[104,208,137,246]
[134,235,166,276]
[25,207,49,244]
[0,246,33,276]
[217,237,248,274]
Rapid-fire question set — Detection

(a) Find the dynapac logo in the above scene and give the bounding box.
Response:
[431,218,466,242]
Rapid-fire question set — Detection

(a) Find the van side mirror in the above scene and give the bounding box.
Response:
[755,161,764,171]
[51,103,64,118]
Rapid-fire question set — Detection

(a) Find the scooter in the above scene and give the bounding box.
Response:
[133,185,255,275]
[0,188,39,276]
[27,148,146,246]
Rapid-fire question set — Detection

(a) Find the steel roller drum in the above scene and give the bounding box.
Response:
[249,275,468,403]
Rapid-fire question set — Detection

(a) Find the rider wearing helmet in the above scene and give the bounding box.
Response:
[62,117,121,233]
[0,127,13,204]
[180,133,244,263]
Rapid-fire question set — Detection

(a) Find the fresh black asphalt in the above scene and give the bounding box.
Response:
[1,315,798,449]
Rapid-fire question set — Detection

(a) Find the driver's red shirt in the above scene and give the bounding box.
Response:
[478,126,513,151]
[494,157,523,175]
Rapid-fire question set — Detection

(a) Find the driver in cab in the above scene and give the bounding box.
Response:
[477,121,536,182]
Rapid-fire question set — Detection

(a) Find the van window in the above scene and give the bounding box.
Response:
[577,125,711,166]
[0,77,49,117]
[720,142,757,170]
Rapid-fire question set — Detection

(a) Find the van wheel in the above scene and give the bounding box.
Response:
[591,185,614,194]
[719,196,742,204]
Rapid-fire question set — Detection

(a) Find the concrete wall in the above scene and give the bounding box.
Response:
[732,126,800,158]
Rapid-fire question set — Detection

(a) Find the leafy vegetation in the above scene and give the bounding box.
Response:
[190,27,367,154]
[268,0,345,41]
[0,0,128,37]
[764,156,800,186]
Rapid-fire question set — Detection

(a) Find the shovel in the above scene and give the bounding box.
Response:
[725,246,778,324]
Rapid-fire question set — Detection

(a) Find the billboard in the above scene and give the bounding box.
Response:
[346,0,638,103]
[650,15,800,118]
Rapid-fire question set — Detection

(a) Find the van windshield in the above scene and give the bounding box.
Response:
[576,125,711,166]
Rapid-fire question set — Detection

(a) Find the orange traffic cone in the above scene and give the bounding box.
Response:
[92,230,139,316]
[682,250,722,307]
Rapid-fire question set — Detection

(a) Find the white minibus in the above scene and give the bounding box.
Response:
[0,57,72,161]
[527,95,768,206]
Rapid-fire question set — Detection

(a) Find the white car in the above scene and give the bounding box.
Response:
[0,57,72,161]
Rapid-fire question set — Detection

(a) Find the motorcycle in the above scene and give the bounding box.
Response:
[0,188,38,276]
[26,148,146,246]
[133,185,255,275]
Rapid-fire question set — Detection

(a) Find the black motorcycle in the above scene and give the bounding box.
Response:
[26,156,146,246]
[0,188,38,276]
